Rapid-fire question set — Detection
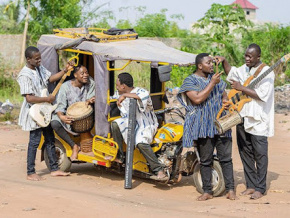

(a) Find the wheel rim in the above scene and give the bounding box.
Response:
[55,146,65,166]
[197,168,220,191]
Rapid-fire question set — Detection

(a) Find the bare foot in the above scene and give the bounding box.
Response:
[27,173,46,181]
[197,193,213,201]
[51,170,70,177]
[226,190,238,200]
[240,188,255,196]
[70,144,80,161]
[150,170,168,182]
[250,191,263,200]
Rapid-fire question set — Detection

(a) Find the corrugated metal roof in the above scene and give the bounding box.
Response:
[231,0,258,9]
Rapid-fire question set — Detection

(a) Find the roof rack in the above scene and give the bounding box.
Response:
[53,27,138,42]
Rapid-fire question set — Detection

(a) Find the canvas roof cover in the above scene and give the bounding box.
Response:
[38,35,196,66]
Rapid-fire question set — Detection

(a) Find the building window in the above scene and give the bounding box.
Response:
[246,11,250,15]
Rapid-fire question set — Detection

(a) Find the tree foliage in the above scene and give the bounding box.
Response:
[134,9,188,38]
[27,0,81,43]
[193,3,252,66]
[0,2,21,33]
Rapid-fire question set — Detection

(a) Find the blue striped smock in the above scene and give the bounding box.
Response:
[177,73,231,148]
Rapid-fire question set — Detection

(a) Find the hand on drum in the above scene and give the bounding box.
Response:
[86,97,95,107]
[60,114,74,125]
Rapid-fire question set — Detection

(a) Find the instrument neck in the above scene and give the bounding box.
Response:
[51,70,72,96]
[248,60,280,89]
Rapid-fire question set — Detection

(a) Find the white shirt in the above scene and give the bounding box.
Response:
[114,87,158,145]
[17,66,51,131]
[227,64,275,137]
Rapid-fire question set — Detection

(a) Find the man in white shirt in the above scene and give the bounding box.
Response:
[111,72,167,181]
[216,44,275,200]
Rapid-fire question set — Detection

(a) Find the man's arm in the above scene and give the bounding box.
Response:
[25,94,55,104]
[117,93,140,107]
[186,73,222,105]
[215,56,232,75]
[49,61,74,83]
[230,80,261,100]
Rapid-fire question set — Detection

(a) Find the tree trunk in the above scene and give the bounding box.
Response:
[20,0,30,65]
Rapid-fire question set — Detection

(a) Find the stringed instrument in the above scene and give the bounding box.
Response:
[214,53,290,134]
[29,56,79,127]
[217,53,290,118]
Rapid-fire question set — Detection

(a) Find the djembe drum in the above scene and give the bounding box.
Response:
[67,102,94,153]
[214,110,242,134]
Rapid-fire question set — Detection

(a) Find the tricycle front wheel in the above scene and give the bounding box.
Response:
[44,140,72,172]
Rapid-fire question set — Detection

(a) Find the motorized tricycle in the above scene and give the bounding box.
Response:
[37,28,225,196]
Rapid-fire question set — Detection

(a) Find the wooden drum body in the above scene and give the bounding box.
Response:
[67,102,94,133]
[67,102,94,153]
[214,111,242,135]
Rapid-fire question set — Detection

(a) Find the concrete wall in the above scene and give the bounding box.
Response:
[0,34,23,66]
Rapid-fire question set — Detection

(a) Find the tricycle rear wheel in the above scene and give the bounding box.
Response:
[193,159,225,197]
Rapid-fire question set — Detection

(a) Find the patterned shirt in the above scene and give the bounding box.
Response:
[51,77,95,135]
[114,87,158,145]
[17,66,51,131]
[177,73,231,148]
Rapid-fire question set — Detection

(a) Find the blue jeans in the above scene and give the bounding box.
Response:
[27,125,59,175]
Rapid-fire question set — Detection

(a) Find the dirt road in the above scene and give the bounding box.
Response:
[0,114,290,218]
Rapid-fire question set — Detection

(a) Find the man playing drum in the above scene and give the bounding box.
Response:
[51,65,95,161]
[17,46,71,181]
[111,72,168,181]
[216,44,275,200]
[177,53,237,201]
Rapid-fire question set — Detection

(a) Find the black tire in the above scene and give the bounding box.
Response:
[44,140,72,172]
[192,160,225,197]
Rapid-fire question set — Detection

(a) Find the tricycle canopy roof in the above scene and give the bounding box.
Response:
[38,34,196,66]
[37,33,196,137]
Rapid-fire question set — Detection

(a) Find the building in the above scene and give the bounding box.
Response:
[231,0,258,20]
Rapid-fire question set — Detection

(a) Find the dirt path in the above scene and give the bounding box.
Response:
[0,114,290,218]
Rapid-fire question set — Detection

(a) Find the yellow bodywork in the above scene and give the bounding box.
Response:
[38,38,183,174]
[39,123,183,173]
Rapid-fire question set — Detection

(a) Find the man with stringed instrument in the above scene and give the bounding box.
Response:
[216,43,275,200]
[17,46,72,181]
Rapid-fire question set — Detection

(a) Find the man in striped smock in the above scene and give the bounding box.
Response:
[17,46,71,181]
[178,53,237,201]
[111,72,167,181]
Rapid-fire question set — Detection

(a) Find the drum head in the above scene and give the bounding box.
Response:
[67,102,93,119]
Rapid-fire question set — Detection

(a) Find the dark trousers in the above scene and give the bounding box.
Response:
[111,121,125,162]
[197,136,234,194]
[27,125,59,175]
[236,124,268,194]
[51,120,75,147]
[136,143,163,174]
[111,122,162,174]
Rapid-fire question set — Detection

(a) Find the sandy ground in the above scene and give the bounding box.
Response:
[0,114,290,218]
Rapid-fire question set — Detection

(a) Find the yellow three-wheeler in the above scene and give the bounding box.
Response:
[38,28,225,196]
